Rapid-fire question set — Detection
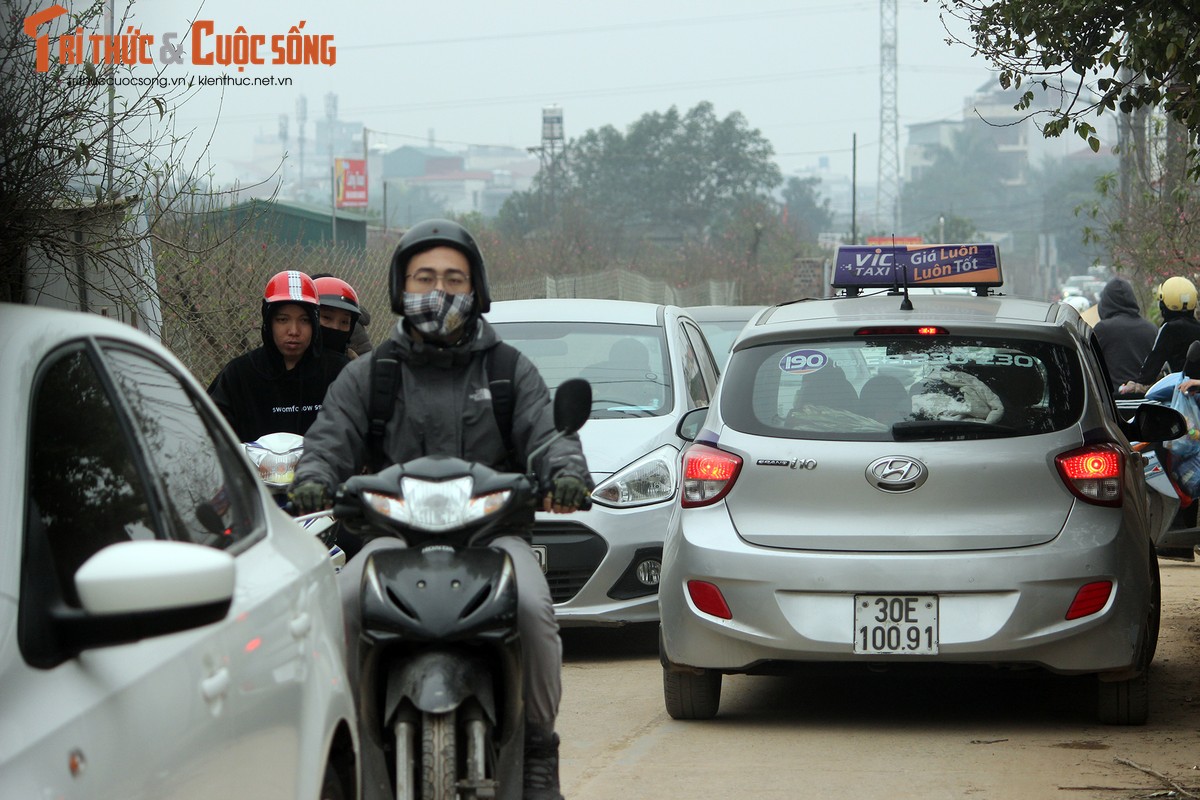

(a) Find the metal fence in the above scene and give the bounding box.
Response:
[154,225,740,387]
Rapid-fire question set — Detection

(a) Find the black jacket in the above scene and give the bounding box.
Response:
[207,346,349,442]
[1135,307,1200,386]
[1092,279,1157,390]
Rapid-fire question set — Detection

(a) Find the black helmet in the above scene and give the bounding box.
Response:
[388,218,492,315]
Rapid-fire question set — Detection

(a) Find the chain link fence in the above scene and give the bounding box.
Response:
[153,222,740,387]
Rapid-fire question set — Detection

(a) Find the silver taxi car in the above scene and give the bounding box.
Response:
[659,245,1185,725]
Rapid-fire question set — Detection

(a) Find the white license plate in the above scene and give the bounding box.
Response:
[531,544,548,574]
[854,594,938,655]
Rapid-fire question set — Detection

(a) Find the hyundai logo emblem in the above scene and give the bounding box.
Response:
[865,456,928,493]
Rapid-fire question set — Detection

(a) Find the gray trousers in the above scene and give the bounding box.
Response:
[337,534,563,729]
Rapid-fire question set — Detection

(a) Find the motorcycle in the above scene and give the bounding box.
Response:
[243,431,346,571]
[333,378,592,800]
[1119,397,1200,560]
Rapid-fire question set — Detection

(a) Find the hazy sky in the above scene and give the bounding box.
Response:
[116,0,1002,186]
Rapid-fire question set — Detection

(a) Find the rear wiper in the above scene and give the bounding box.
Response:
[891,419,1020,441]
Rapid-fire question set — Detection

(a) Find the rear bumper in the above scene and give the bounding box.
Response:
[660,503,1153,676]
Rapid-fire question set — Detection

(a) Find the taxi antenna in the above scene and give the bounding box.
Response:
[891,235,913,310]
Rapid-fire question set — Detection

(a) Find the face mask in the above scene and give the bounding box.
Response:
[320,325,352,355]
[403,290,475,342]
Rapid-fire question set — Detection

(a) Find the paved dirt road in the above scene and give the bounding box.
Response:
[557,559,1200,799]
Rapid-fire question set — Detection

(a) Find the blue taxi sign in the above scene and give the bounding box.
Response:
[832,243,1002,292]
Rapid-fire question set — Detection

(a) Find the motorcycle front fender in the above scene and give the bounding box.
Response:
[385,650,498,720]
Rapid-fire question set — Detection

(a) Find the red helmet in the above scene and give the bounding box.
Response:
[263,270,319,307]
[313,276,361,318]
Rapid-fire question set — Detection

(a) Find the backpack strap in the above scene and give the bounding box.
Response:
[364,339,521,473]
[366,338,401,473]
[485,342,521,468]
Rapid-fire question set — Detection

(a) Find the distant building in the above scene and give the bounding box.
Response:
[216,198,369,251]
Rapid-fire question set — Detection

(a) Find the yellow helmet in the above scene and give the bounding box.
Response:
[1159,276,1198,312]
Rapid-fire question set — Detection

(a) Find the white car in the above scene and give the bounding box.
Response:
[485,299,720,625]
[0,304,359,799]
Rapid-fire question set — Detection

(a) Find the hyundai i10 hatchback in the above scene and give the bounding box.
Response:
[659,244,1185,724]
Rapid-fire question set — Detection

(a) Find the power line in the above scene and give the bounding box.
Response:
[340,5,874,50]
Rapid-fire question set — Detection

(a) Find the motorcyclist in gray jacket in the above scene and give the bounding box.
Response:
[291,219,591,800]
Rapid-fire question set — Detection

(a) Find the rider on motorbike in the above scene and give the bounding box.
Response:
[207,270,349,442]
[1120,276,1200,396]
[291,219,592,800]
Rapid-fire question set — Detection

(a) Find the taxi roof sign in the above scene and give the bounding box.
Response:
[832,243,1003,295]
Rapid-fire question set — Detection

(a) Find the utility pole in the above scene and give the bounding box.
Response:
[296,95,307,195]
[326,92,338,246]
[877,0,900,234]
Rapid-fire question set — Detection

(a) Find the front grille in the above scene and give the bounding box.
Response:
[532,521,607,604]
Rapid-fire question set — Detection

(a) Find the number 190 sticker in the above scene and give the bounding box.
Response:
[779,349,828,374]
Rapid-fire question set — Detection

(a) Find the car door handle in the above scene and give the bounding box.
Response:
[201,668,230,701]
[290,612,311,638]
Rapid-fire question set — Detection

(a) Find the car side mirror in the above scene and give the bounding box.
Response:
[676,406,709,442]
[1125,402,1188,443]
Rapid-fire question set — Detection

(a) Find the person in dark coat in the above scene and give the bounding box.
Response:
[1092,277,1157,393]
[1121,276,1200,394]
[207,270,349,442]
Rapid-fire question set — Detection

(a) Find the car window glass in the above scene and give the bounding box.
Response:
[492,321,674,419]
[722,336,1081,441]
[103,347,262,548]
[677,323,710,409]
[28,349,160,607]
[682,321,719,386]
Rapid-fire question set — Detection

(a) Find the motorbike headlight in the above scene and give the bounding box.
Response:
[363,476,512,532]
[244,442,304,488]
[590,445,678,508]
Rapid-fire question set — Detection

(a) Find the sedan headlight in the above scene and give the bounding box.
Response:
[590,445,678,508]
[363,476,512,532]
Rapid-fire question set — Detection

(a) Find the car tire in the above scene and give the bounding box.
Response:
[1097,667,1149,725]
[663,666,721,720]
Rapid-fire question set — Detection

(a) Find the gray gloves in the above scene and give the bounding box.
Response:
[289,480,332,515]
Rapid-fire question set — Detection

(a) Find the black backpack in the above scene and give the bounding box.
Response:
[366,339,520,472]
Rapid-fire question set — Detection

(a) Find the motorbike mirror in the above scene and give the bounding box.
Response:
[554,378,592,435]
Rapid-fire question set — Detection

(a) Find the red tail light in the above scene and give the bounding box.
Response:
[687,580,732,619]
[1066,581,1113,620]
[681,444,743,508]
[1054,444,1123,507]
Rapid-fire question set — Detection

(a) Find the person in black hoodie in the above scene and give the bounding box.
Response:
[207,270,349,442]
[1092,277,1158,393]
[1120,276,1200,395]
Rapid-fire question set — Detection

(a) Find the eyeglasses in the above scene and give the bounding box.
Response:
[406,270,470,294]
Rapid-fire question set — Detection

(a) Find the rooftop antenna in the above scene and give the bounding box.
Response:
[891,234,913,310]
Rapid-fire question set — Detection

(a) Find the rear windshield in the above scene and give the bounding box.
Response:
[722,335,1083,441]
[490,321,674,419]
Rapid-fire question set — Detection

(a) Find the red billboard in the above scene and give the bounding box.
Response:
[334,158,367,208]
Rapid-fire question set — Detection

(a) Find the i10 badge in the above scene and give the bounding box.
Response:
[853,594,939,654]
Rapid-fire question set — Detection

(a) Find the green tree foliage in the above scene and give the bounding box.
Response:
[1080,132,1200,297]
[781,176,833,242]
[937,0,1200,155]
[504,102,782,241]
